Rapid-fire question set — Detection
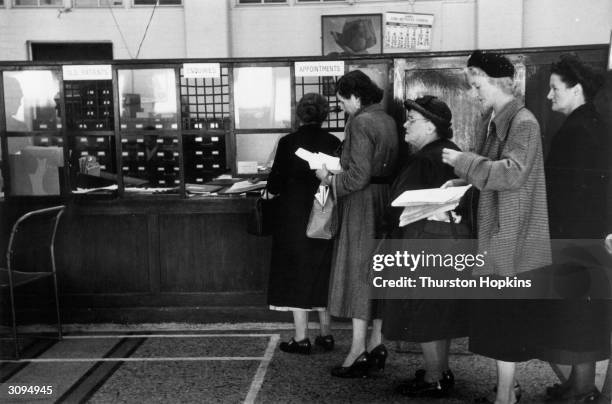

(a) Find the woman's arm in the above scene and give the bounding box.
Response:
[333,117,374,198]
[445,117,541,191]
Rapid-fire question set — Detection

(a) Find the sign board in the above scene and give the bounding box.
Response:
[62,65,112,81]
[183,63,221,79]
[294,61,345,77]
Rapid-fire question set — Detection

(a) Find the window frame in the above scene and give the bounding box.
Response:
[13,0,63,7]
[132,0,183,6]
[73,0,124,8]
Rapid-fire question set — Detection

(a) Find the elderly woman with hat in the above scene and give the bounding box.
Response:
[441,51,551,404]
[381,96,469,398]
[266,93,341,355]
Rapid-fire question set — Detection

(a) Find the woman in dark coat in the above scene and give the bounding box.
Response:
[267,93,341,355]
[382,96,468,398]
[539,54,610,403]
[316,70,398,378]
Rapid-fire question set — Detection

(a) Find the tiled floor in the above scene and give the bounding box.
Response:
[0,323,609,403]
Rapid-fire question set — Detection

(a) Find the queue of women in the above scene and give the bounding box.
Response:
[264,51,611,404]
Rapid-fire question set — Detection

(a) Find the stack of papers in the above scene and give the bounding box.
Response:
[391,185,472,227]
[295,148,342,173]
[314,185,330,207]
[72,185,118,194]
[186,183,223,194]
[222,180,267,194]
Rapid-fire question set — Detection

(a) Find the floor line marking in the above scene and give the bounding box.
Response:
[244,333,280,404]
[0,356,265,364]
[63,334,276,339]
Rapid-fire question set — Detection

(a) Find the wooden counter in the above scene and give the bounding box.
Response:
[1,196,274,323]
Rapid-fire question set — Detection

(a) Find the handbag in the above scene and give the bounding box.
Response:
[306,184,336,240]
[247,189,276,236]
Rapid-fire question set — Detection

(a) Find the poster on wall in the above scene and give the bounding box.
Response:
[321,14,383,56]
[384,12,434,53]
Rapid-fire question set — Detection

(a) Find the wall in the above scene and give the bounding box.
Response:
[0,6,186,60]
[0,0,610,61]
[523,0,612,48]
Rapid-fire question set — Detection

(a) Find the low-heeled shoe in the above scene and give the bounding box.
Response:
[279,338,311,355]
[314,335,334,351]
[396,369,455,397]
[331,352,370,378]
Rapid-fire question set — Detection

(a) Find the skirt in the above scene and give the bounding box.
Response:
[382,299,468,342]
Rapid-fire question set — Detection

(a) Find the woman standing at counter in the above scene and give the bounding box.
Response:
[316,70,398,378]
[442,50,551,404]
[382,96,468,398]
[267,93,341,354]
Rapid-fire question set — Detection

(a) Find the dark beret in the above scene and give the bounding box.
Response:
[467,50,515,78]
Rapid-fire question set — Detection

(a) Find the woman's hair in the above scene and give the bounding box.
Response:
[296,93,329,125]
[550,54,605,102]
[335,70,383,106]
[466,66,518,96]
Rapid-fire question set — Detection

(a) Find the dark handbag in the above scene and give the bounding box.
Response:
[306,184,336,240]
[247,189,276,236]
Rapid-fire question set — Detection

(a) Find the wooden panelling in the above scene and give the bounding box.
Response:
[159,213,271,293]
[55,214,151,294]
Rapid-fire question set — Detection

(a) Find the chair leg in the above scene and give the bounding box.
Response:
[52,273,62,340]
[8,284,20,360]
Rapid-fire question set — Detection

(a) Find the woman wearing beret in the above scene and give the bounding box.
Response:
[316,70,398,378]
[266,93,341,355]
[538,54,610,404]
[442,50,551,404]
[382,96,468,398]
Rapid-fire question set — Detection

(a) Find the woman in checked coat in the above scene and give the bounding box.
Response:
[442,50,551,404]
[316,70,398,378]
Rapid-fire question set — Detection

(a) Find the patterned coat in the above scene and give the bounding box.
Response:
[328,103,398,320]
[453,99,551,276]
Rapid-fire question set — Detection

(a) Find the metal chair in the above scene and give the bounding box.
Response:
[0,205,66,359]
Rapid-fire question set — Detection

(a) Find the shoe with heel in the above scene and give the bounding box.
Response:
[367,344,388,372]
[331,352,370,378]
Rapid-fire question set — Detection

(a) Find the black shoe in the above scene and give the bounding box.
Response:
[314,335,334,351]
[478,382,522,404]
[368,344,388,372]
[331,352,370,378]
[396,369,455,398]
[547,382,571,399]
[569,389,601,404]
[279,338,311,355]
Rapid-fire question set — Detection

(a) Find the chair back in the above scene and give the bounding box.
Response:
[7,205,66,274]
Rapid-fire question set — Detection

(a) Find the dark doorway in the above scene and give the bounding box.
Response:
[29,42,113,61]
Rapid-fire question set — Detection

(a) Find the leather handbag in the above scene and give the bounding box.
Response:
[247,189,276,237]
[306,184,336,240]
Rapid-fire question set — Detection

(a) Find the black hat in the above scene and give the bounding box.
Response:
[404,95,452,127]
[467,50,515,78]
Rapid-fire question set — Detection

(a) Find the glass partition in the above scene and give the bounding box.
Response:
[3,70,61,132]
[233,66,291,129]
[118,68,178,131]
[7,136,64,196]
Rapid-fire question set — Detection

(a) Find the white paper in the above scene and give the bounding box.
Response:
[391,185,472,207]
[295,148,342,173]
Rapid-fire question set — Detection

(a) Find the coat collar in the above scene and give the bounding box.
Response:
[353,102,383,118]
[491,98,523,141]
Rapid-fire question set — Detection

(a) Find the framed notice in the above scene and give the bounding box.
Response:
[322,14,383,56]
[384,12,434,53]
